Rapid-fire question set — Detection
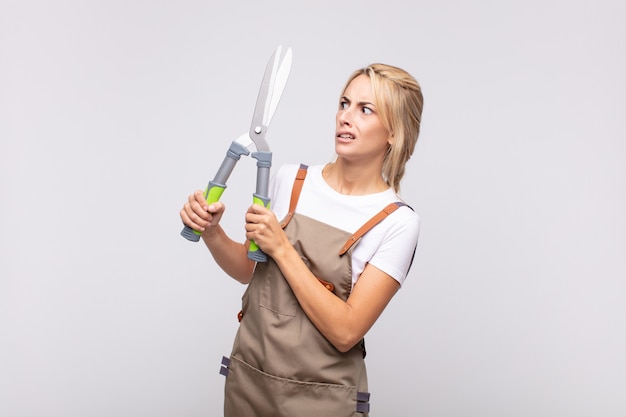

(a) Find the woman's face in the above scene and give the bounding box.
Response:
[335,74,392,163]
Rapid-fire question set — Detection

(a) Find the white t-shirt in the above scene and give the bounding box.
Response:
[269,164,420,287]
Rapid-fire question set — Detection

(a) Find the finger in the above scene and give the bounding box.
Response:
[245,212,266,227]
[248,203,268,215]
[193,190,209,210]
[187,195,211,218]
[185,198,213,224]
[207,201,224,214]
[180,207,208,231]
[245,224,263,240]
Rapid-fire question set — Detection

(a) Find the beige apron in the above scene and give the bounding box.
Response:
[220,164,406,417]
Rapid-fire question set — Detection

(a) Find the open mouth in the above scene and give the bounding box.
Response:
[337,133,355,140]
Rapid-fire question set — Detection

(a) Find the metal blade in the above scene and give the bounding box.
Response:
[249,45,292,152]
[249,46,281,140]
[233,132,254,150]
[264,46,292,127]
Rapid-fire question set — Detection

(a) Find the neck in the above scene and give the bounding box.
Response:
[322,160,389,195]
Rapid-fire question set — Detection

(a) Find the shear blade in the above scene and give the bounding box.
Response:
[234,133,254,150]
[249,45,293,152]
[265,46,292,126]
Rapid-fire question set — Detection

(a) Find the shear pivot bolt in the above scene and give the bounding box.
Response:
[254,126,262,134]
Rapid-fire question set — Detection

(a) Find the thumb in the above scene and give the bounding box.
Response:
[207,202,221,212]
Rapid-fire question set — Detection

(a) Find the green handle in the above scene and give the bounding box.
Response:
[204,182,226,205]
[181,138,250,243]
[247,194,270,262]
[180,182,226,242]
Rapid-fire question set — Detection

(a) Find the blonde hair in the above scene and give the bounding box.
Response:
[341,63,423,192]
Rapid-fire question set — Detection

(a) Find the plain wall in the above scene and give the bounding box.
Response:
[1,1,625,416]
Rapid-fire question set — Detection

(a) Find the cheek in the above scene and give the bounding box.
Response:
[373,125,391,144]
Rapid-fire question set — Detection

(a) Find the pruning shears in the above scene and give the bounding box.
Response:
[181,45,293,263]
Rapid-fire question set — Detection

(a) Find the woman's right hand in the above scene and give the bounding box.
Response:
[179,190,225,235]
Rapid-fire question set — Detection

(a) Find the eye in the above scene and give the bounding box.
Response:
[339,99,349,109]
[362,106,373,115]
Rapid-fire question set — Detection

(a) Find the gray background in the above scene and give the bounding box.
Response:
[1,1,625,416]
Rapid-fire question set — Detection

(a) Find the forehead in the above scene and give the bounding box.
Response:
[343,74,374,101]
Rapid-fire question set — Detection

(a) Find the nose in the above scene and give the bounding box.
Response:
[337,107,352,126]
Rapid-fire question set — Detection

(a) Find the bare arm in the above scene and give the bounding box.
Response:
[246,204,400,352]
[201,225,255,284]
[181,190,255,284]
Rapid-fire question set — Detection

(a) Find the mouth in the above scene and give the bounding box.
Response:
[337,133,355,140]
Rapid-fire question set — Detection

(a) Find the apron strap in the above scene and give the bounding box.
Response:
[280,164,308,229]
[339,202,410,255]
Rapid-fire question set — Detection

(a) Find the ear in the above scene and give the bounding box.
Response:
[387,132,395,146]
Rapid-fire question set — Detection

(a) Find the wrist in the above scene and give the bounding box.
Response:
[271,237,296,263]
[202,224,223,243]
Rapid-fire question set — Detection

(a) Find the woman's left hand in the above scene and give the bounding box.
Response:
[245,204,289,258]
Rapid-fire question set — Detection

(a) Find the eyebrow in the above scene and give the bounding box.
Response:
[341,96,376,108]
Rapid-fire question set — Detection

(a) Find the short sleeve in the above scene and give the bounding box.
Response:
[367,207,420,286]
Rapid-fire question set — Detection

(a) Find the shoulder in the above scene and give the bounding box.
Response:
[377,201,420,250]
[364,202,420,285]
[389,203,420,234]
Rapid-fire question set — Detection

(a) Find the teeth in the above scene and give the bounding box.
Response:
[339,134,354,139]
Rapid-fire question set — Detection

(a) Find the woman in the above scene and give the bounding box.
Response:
[180,63,423,417]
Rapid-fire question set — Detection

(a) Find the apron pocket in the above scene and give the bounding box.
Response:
[257,257,311,318]
[225,355,365,417]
